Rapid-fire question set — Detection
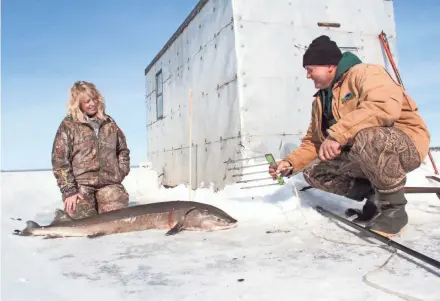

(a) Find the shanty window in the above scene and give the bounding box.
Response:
[155,69,163,119]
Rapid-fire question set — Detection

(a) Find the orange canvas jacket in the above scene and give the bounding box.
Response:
[284,62,430,172]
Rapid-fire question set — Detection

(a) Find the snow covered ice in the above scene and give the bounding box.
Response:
[2,153,440,301]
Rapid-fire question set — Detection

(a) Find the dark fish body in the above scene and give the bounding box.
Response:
[14,200,238,238]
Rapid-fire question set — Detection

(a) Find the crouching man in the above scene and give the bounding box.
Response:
[51,81,131,219]
[269,35,430,237]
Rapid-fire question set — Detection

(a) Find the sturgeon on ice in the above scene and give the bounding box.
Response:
[13,200,238,238]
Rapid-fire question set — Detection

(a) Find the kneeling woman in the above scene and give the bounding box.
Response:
[51,81,131,219]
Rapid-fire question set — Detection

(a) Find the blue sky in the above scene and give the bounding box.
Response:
[1,0,439,171]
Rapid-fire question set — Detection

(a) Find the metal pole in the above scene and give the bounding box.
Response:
[299,185,440,194]
[316,205,440,270]
[379,31,438,175]
[427,176,440,184]
[404,186,440,194]
[427,152,439,175]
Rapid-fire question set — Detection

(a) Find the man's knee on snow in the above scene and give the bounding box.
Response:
[95,184,129,213]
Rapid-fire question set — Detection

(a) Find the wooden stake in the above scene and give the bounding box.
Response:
[189,89,193,201]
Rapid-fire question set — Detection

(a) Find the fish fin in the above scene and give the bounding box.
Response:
[166,222,184,236]
[87,232,106,239]
[13,220,41,236]
[166,207,198,236]
[26,220,40,228]
[49,209,74,225]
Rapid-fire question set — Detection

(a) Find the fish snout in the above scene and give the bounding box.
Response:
[199,215,238,231]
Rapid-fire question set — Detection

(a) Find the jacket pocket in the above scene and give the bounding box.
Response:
[337,94,359,118]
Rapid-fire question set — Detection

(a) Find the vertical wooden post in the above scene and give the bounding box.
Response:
[189,89,193,201]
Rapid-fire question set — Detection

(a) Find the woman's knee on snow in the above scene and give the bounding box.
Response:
[95,184,129,213]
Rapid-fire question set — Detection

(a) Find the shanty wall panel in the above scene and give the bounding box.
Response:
[145,0,242,189]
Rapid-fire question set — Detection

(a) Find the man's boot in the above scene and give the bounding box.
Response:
[345,194,380,223]
[344,178,379,223]
[365,189,408,237]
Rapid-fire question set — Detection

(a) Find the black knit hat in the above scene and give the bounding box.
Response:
[302,35,342,67]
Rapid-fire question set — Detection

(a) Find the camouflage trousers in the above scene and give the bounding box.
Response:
[303,127,421,200]
[70,184,129,219]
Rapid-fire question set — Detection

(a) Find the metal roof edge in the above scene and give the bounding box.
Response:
[144,0,209,75]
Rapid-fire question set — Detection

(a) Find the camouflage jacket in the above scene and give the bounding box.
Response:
[51,114,130,199]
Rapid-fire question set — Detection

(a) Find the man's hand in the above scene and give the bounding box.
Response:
[268,160,292,179]
[319,136,341,161]
[64,193,83,214]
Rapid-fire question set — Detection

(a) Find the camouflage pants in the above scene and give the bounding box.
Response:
[303,127,421,199]
[70,184,129,219]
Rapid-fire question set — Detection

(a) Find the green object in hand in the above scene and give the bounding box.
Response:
[265,153,285,185]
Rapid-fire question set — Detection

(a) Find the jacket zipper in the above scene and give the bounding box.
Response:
[83,121,105,171]
[332,86,342,121]
[315,97,325,142]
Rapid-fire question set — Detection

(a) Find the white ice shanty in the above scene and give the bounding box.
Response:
[144,0,398,190]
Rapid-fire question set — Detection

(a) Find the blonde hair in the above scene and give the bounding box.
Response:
[67,81,106,122]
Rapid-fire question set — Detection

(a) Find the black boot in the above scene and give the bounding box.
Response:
[344,178,379,223]
[345,193,380,223]
[365,189,408,236]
